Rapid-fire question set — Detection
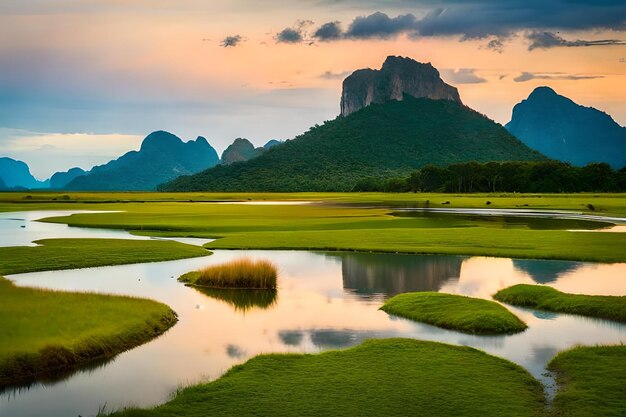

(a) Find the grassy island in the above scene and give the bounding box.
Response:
[0,276,177,387]
[548,345,626,417]
[0,238,210,276]
[381,292,527,335]
[109,339,545,417]
[494,284,626,323]
[179,258,277,289]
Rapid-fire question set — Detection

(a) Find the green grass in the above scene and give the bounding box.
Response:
[381,292,527,335]
[548,345,626,417]
[179,258,277,289]
[2,191,626,215]
[0,276,177,387]
[110,338,545,417]
[2,192,626,263]
[20,198,626,263]
[494,285,626,323]
[0,238,210,275]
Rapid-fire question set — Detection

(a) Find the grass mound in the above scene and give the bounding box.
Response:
[110,339,545,417]
[494,284,626,323]
[0,238,210,276]
[179,258,277,289]
[548,345,626,417]
[0,277,177,387]
[381,292,527,335]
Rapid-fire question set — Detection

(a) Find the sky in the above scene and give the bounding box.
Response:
[1,0,625,179]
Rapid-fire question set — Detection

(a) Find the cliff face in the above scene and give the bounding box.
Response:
[340,56,462,116]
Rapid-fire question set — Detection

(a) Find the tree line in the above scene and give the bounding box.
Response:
[352,161,626,193]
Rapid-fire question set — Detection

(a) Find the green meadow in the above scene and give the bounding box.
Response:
[109,339,545,417]
[2,191,626,215]
[381,292,527,334]
[8,192,622,263]
[0,276,177,387]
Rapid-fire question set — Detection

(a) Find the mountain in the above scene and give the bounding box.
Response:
[50,167,87,189]
[221,138,264,165]
[160,95,544,192]
[0,157,48,189]
[263,139,283,149]
[506,87,626,168]
[65,131,219,191]
[0,176,6,190]
[340,55,461,116]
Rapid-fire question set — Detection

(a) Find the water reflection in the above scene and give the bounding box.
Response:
[0,211,211,247]
[2,249,626,416]
[392,210,615,230]
[192,287,278,313]
[278,330,304,346]
[329,252,463,299]
[512,259,584,284]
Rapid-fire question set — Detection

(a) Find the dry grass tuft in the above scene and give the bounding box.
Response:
[194,258,277,289]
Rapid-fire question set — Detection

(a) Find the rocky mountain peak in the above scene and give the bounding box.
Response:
[340,55,462,116]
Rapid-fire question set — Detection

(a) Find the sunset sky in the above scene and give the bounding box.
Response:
[1,0,625,178]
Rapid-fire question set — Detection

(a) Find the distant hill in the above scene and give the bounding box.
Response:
[221,138,284,165]
[50,167,86,189]
[65,131,219,191]
[221,138,264,165]
[160,95,545,192]
[0,157,48,189]
[506,87,626,168]
[0,176,6,190]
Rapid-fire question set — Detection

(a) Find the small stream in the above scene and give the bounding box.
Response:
[1,210,626,417]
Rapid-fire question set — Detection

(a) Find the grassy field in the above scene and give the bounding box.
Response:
[0,238,210,275]
[0,276,177,387]
[494,285,626,323]
[1,194,620,263]
[1,191,626,215]
[548,345,626,417]
[110,338,545,417]
[381,292,527,334]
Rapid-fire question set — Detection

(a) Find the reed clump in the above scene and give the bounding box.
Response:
[182,258,277,290]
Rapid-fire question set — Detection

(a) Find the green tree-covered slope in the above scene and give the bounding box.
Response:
[161,96,545,192]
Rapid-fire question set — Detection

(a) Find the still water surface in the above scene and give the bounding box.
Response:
[1,211,626,417]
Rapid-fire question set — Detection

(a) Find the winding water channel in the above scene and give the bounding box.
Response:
[1,210,626,417]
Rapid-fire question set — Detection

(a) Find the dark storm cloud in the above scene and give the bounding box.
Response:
[526,31,625,50]
[306,1,626,49]
[276,27,304,43]
[513,72,604,82]
[275,20,315,44]
[220,35,243,47]
[484,38,506,53]
[344,12,417,39]
[314,21,343,41]
[441,68,487,84]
